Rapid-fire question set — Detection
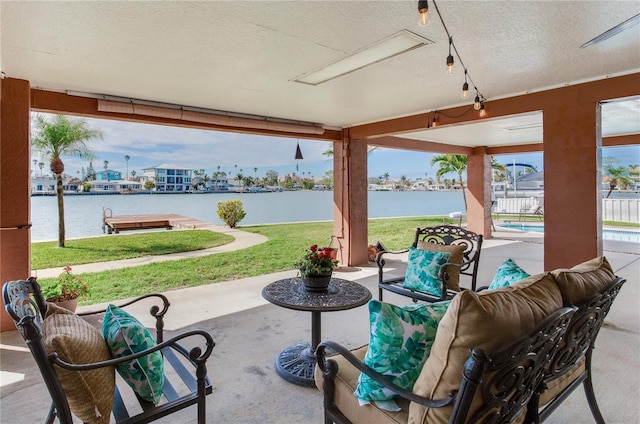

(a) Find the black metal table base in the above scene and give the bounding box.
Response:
[274,342,317,387]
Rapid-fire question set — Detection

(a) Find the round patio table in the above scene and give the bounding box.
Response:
[262,277,371,387]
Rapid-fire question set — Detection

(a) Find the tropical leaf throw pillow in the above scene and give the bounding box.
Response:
[403,247,452,297]
[354,300,451,409]
[102,305,164,405]
[488,258,530,290]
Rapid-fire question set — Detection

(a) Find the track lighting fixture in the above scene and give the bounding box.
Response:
[418,0,431,27]
[479,103,487,117]
[446,37,454,74]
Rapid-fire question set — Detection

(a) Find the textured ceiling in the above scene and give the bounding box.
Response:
[2,1,639,146]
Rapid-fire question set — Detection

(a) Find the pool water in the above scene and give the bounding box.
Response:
[498,223,640,243]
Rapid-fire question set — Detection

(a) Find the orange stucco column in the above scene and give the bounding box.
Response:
[1,78,32,331]
[543,99,602,270]
[466,148,492,238]
[333,133,368,266]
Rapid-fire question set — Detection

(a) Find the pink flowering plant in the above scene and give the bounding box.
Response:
[296,244,339,277]
[42,266,89,302]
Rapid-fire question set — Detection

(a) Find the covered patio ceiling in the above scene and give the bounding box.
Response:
[2,1,639,146]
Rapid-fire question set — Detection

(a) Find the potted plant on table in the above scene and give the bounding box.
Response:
[296,244,339,292]
[41,266,89,312]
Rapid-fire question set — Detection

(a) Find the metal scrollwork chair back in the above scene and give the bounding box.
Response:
[377,225,484,303]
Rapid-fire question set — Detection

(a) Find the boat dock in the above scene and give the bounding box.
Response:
[102,208,213,234]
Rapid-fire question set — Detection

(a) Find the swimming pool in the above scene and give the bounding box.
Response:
[498,223,640,243]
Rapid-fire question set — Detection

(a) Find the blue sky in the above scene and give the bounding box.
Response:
[32,113,639,181]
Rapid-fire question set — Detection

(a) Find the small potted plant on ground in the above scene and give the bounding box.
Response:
[296,244,339,292]
[41,266,89,312]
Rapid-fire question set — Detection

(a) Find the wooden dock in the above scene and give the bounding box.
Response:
[102,208,213,234]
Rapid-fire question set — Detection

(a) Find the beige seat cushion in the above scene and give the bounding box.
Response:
[416,241,465,291]
[539,358,586,406]
[315,345,409,424]
[42,303,115,424]
[410,272,563,424]
[551,256,615,305]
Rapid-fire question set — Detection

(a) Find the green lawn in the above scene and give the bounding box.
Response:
[31,230,234,269]
[35,217,453,305]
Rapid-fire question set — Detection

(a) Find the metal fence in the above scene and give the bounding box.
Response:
[494,197,639,223]
[603,198,640,223]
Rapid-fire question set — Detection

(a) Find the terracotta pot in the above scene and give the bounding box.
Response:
[302,271,332,292]
[54,297,79,313]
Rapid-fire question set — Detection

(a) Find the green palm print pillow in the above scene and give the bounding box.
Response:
[354,300,451,406]
[402,247,451,297]
[489,258,530,290]
[102,305,164,405]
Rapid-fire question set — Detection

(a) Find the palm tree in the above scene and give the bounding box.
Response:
[130,170,137,180]
[431,154,468,210]
[604,165,632,198]
[31,114,102,247]
[236,172,244,191]
[124,154,130,179]
[103,160,109,170]
[38,161,44,177]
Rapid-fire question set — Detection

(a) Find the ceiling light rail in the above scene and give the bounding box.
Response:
[419,0,488,119]
[66,90,325,135]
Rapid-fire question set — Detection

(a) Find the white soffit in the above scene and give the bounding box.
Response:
[398,113,544,147]
[397,97,640,147]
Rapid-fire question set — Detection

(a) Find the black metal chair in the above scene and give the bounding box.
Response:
[527,276,626,423]
[316,306,576,424]
[377,225,483,303]
[3,277,215,424]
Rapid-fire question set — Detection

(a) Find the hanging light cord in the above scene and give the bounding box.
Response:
[431,0,487,104]
[429,105,477,128]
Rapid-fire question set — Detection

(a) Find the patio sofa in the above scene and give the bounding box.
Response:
[315,256,625,424]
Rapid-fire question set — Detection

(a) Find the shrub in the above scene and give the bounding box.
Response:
[217,199,246,228]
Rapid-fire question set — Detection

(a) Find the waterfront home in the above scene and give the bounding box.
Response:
[142,164,193,193]
[88,179,143,193]
[30,176,56,194]
[95,169,122,181]
[31,175,82,195]
[205,176,231,192]
[63,177,83,193]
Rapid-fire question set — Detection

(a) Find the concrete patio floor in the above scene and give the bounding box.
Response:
[1,231,638,423]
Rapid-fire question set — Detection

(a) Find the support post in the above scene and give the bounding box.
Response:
[543,98,602,269]
[0,78,32,331]
[333,131,368,266]
[467,147,492,238]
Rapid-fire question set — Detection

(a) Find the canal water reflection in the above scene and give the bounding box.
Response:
[31,190,466,242]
